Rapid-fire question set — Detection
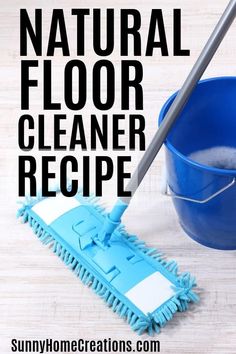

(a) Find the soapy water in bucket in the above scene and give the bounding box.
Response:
[188,146,236,170]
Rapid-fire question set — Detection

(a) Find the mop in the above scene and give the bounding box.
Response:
[18,1,236,335]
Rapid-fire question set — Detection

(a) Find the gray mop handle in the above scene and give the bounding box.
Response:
[122,0,236,204]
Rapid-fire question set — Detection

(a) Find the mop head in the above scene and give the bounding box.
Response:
[17,191,198,335]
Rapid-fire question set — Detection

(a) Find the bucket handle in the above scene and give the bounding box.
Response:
[162,177,236,204]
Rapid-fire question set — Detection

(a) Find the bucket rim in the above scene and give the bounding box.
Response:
[158,76,236,176]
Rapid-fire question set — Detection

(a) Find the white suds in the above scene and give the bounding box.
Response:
[188,147,236,170]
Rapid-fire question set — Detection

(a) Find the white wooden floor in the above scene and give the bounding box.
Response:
[1,1,236,353]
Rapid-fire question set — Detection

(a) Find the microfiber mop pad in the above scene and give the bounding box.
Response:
[17,191,198,335]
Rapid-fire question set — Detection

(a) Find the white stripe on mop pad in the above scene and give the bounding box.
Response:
[32,193,80,225]
[125,272,175,315]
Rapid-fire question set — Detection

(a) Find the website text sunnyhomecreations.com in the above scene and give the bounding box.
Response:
[11,338,160,353]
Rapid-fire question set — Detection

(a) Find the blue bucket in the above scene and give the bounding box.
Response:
[158,77,236,250]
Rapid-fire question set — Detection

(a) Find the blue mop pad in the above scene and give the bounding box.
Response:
[17,191,198,335]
